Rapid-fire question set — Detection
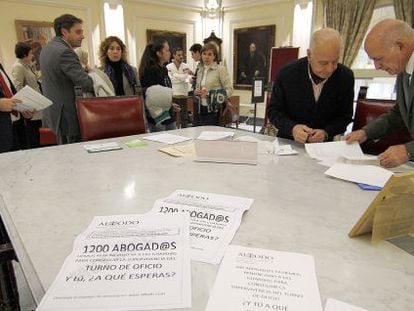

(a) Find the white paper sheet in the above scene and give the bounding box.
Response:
[151,190,253,264]
[37,213,191,310]
[324,163,393,187]
[142,133,191,145]
[275,144,299,155]
[83,142,122,153]
[324,298,368,311]
[194,139,258,164]
[305,141,364,165]
[13,85,52,111]
[197,131,234,140]
[206,245,322,311]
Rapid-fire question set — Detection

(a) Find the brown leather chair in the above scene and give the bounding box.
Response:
[39,127,58,146]
[352,99,411,155]
[76,96,146,141]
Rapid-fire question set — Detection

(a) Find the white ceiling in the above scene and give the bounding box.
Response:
[138,0,285,10]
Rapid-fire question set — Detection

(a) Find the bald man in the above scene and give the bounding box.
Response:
[267,28,354,143]
[346,19,414,168]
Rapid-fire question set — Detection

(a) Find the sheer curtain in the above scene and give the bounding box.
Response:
[323,0,376,67]
[393,0,413,27]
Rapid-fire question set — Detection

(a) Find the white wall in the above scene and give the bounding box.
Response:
[123,1,201,70]
[0,0,104,71]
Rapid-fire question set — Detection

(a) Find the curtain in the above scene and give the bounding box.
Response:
[394,0,414,27]
[323,0,376,67]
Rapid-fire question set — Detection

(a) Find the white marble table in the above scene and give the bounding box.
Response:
[0,126,412,311]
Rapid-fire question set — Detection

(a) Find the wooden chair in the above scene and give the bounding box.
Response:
[76,96,146,141]
[352,98,411,155]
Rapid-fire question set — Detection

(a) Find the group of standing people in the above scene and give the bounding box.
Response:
[1,13,235,153]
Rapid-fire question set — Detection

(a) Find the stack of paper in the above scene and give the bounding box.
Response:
[197,131,234,140]
[305,141,370,167]
[151,190,253,264]
[194,139,258,164]
[206,245,322,311]
[13,85,52,112]
[325,163,393,188]
[83,142,122,153]
[37,214,191,310]
[142,133,191,145]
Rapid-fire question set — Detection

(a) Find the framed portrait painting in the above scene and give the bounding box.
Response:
[146,29,187,61]
[15,20,54,43]
[233,25,275,90]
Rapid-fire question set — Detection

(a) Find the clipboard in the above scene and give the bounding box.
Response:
[349,171,414,243]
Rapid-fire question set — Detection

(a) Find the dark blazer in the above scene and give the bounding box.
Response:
[0,65,16,153]
[363,71,414,159]
[267,57,354,141]
[40,37,93,136]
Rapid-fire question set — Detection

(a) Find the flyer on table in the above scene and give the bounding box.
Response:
[206,245,322,311]
[37,213,191,310]
[152,190,253,264]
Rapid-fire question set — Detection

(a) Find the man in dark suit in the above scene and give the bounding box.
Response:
[40,14,94,144]
[346,19,414,168]
[267,28,354,143]
[0,63,31,153]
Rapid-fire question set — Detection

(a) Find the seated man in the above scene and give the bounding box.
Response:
[267,28,354,143]
[346,19,414,168]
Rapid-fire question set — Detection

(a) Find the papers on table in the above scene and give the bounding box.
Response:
[37,213,191,310]
[325,163,393,188]
[197,131,234,140]
[158,143,195,157]
[142,133,191,145]
[13,85,52,112]
[151,190,253,264]
[122,138,147,148]
[206,245,322,311]
[305,141,365,166]
[324,298,367,311]
[194,139,258,164]
[235,136,298,155]
[83,142,122,153]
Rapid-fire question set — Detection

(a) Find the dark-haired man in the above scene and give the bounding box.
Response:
[40,14,93,144]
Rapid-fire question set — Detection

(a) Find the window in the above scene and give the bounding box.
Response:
[103,2,125,42]
[352,4,395,70]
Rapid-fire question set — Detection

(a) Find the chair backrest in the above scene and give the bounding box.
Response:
[353,99,411,155]
[76,96,146,141]
[39,127,58,146]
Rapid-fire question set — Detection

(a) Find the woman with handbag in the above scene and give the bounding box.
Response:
[194,42,233,126]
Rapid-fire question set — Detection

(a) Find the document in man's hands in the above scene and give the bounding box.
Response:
[305,141,365,166]
[13,85,52,111]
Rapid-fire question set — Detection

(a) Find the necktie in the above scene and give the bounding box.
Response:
[402,72,411,110]
[0,70,18,117]
[0,71,13,98]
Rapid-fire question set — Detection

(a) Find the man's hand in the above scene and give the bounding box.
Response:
[378,145,409,168]
[292,124,313,143]
[0,98,20,112]
[345,130,367,144]
[307,129,327,143]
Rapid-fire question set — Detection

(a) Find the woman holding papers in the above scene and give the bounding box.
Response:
[98,36,141,96]
[11,42,41,148]
[194,42,233,126]
[139,39,180,132]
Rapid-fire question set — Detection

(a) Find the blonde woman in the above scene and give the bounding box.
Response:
[194,42,233,126]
